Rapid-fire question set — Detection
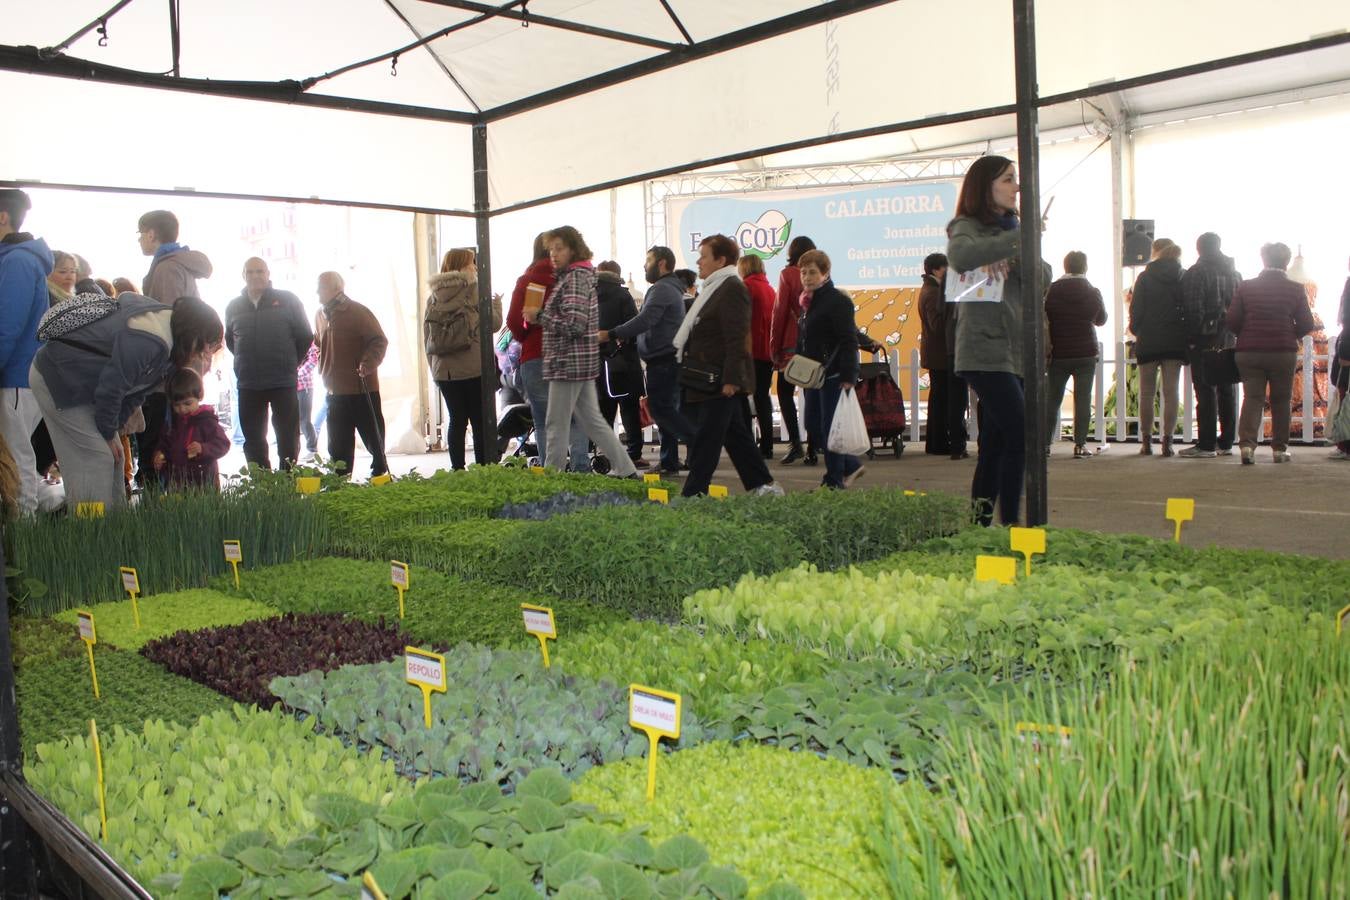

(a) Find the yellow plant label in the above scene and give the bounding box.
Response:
[75,502,105,518]
[903,490,916,497]
[405,646,447,729]
[1337,603,1350,637]
[529,466,546,474]
[223,540,242,563]
[370,474,392,486]
[1165,497,1195,543]
[90,719,107,840]
[708,485,728,498]
[296,476,321,495]
[643,473,661,484]
[630,685,682,801]
[390,560,410,590]
[521,603,557,668]
[77,611,96,644]
[521,604,556,638]
[404,647,447,692]
[974,555,1017,585]
[1009,527,1046,576]
[1016,720,1073,751]
[119,566,140,595]
[647,488,669,504]
[361,872,388,900]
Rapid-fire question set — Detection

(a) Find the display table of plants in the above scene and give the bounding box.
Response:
[6,465,1347,898]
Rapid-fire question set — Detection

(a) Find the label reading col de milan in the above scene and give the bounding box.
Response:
[405,651,444,689]
[630,689,679,733]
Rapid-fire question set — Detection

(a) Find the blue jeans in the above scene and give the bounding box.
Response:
[963,371,1025,526]
[519,358,588,470]
[807,377,862,488]
[644,358,695,471]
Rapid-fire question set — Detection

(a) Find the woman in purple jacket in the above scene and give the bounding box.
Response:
[1227,242,1315,464]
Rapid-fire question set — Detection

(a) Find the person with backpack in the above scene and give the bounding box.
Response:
[1178,232,1242,458]
[425,248,502,470]
[29,294,222,510]
[0,189,54,515]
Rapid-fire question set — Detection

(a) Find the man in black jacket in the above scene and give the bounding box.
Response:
[224,258,313,470]
[1179,232,1241,458]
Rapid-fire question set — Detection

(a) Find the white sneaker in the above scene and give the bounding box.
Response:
[1328,448,1350,460]
[1178,446,1217,459]
[753,482,785,497]
[1272,450,1291,464]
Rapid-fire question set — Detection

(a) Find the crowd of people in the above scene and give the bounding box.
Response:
[3,171,1346,519]
[0,190,392,514]
[922,156,1349,526]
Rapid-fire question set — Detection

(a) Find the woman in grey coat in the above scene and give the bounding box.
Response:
[946,155,1045,526]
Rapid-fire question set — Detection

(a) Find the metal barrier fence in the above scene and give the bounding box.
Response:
[879,336,1333,446]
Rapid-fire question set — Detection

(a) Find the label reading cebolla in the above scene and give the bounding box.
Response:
[223,540,242,562]
[404,648,446,691]
[120,567,140,594]
[630,687,681,739]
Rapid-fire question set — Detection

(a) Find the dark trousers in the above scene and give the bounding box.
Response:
[436,376,485,470]
[808,377,863,488]
[775,373,804,448]
[327,391,387,478]
[925,368,951,453]
[645,358,695,471]
[964,372,1025,526]
[239,386,300,471]
[298,388,318,453]
[135,392,168,485]
[596,376,644,459]
[681,394,773,497]
[947,371,969,453]
[1188,352,1236,451]
[752,359,775,453]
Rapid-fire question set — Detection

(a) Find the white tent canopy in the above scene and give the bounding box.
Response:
[3,1,1347,212]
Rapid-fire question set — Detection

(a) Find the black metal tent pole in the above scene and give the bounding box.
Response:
[1013,0,1048,525]
[473,121,501,464]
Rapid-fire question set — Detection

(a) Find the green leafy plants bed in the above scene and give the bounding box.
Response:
[156,768,755,899]
[16,648,233,757]
[53,589,278,652]
[686,562,1315,678]
[8,615,85,672]
[210,557,623,649]
[574,741,936,898]
[270,647,708,786]
[27,706,410,886]
[140,612,415,708]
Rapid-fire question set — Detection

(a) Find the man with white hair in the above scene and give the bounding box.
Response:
[316,271,388,478]
[224,257,312,470]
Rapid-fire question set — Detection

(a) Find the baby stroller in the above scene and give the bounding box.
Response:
[495,402,613,474]
[856,349,906,458]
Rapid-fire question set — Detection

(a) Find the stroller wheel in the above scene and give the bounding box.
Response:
[592,454,612,475]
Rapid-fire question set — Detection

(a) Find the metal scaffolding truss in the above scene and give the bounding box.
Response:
[644,153,981,249]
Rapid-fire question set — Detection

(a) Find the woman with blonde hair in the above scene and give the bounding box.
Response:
[1128,238,1187,456]
[47,251,78,306]
[425,247,502,470]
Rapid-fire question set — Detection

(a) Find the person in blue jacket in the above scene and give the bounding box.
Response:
[0,189,55,516]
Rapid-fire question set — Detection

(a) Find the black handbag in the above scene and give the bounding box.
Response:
[678,361,722,391]
[1198,347,1240,386]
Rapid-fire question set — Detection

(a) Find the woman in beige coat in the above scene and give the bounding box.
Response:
[425,248,502,469]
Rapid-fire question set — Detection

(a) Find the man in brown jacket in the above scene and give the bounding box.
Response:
[316,271,389,478]
[917,252,955,455]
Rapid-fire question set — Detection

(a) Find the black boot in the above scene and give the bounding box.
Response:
[780,444,804,465]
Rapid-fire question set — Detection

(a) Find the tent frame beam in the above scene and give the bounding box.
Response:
[416,0,680,51]
[480,0,897,120]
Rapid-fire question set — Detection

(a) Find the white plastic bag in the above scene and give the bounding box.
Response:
[827,388,870,456]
